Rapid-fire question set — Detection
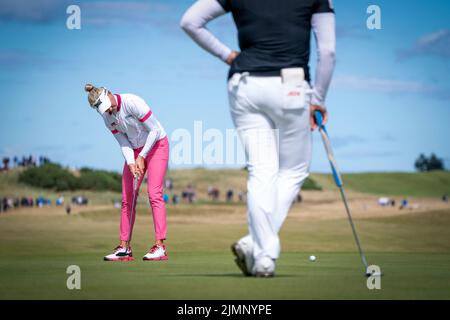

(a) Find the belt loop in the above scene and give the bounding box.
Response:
[230,72,250,89]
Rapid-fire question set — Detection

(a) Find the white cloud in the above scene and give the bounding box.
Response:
[332,75,444,96]
[0,0,65,23]
[398,29,450,59]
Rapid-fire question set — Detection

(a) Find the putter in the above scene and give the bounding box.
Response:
[314,111,382,277]
[125,174,139,255]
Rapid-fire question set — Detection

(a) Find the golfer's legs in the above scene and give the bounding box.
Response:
[229,81,280,261]
[244,125,280,260]
[120,161,146,242]
[273,107,311,231]
[146,137,169,241]
[232,76,312,259]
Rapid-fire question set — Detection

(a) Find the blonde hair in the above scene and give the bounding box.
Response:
[84,83,106,108]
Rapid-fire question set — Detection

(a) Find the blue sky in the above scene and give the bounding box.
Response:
[0,0,449,173]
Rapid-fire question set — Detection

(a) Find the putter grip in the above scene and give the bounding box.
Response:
[314,110,323,127]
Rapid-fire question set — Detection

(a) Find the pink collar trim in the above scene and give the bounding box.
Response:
[114,94,122,111]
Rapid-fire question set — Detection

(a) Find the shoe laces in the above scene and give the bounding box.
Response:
[114,245,130,253]
[149,244,161,253]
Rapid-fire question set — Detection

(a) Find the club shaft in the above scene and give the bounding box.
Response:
[315,113,370,274]
[338,186,369,270]
[127,177,138,245]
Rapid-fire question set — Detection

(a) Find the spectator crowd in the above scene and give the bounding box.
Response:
[162,178,249,206]
[0,194,89,214]
[1,155,51,171]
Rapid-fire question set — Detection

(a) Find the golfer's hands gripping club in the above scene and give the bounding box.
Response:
[310,104,328,131]
[128,161,143,179]
[135,155,145,177]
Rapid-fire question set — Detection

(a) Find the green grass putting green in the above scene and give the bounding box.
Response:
[0,206,449,299]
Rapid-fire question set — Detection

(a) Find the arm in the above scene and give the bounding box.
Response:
[180,0,232,62]
[139,116,161,158]
[311,12,336,107]
[128,96,161,159]
[113,131,135,165]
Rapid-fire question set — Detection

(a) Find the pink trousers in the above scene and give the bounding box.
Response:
[120,137,169,241]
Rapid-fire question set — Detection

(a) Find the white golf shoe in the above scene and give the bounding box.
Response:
[231,236,254,276]
[103,245,134,261]
[143,244,168,261]
[253,256,275,277]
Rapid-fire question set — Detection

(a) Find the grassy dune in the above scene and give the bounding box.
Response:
[167,169,450,199]
[312,171,450,198]
[2,168,449,202]
[168,169,450,198]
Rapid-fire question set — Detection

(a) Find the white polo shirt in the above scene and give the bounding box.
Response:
[102,93,167,164]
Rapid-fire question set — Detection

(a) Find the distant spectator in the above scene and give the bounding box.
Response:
[182,184,195,203]
[7,198,13,209]
[113,200,121,209]
[207,185,212,198]
[378,197,390,207]
[21,197,28,207]
[65,204,71,215]
[72,196,88,205]
[208,186,220,201]
[56,196,64,206]
[29,155,36,167]
[400,199,408,210]
[172,194,179,205]
[165,178,174,191]
[37,156,51,166]
[36,196,45,207]
[226,189,234,202]
[163,193,169,204]
[390,199,396,207]
[1,198,7,212]
[442,194,448,203]
[297,193,303,203]
[2,157,10,171]
[238,191,246,202]
[13,156,18,168]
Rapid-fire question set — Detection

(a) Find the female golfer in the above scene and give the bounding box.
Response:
[84,84,169,261]
[181,0,335,276]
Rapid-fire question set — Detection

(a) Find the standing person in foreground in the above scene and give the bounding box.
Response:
[84,84,170,261]
[181,0,336,277]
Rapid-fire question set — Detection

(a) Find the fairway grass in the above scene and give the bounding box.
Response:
[1,206,449,299]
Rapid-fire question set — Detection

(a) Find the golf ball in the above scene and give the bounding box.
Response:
[309,255,316,262]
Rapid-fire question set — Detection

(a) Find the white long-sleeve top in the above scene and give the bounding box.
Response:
[181,0,336,107]
[103,94,167,165]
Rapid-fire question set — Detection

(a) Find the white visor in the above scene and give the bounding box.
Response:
[93,88,111,114]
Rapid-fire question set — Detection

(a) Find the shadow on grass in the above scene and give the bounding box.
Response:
[164,273,298,278]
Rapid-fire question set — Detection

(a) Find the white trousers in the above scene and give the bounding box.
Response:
[227,73,312,261]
